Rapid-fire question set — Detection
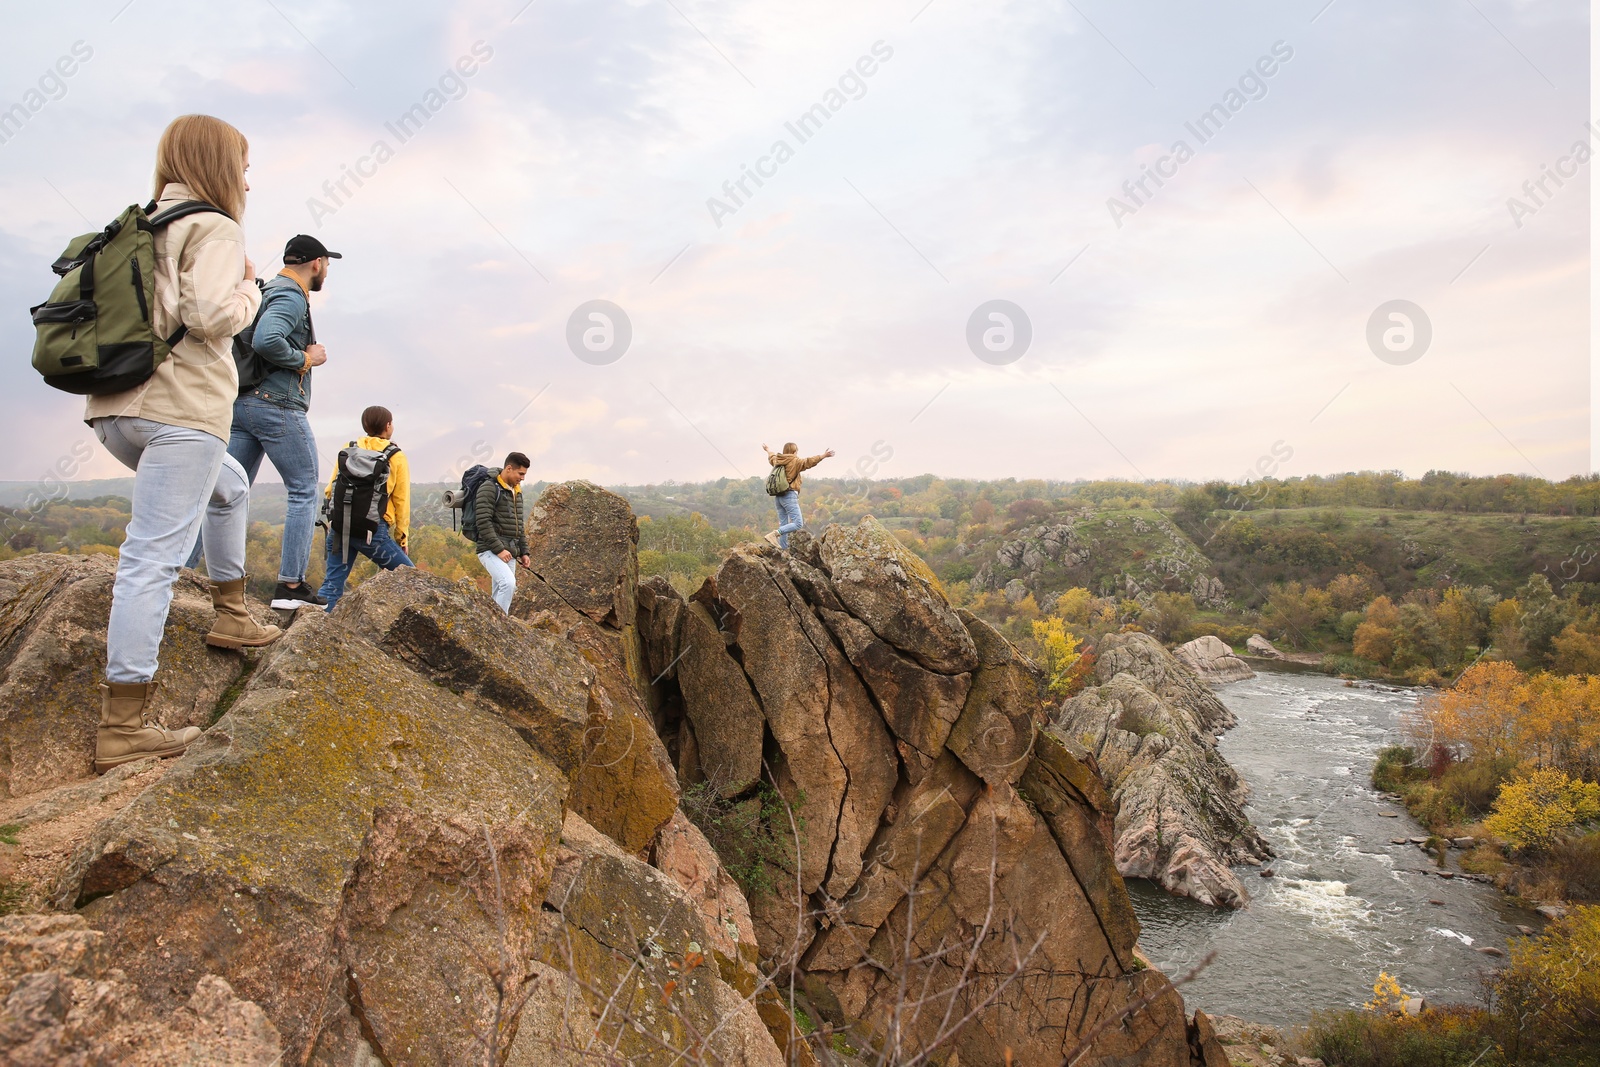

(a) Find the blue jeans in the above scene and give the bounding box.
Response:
[94,417,251,684]
[189,395,319,583]
[774,490,802,549]
[318,521,411,611]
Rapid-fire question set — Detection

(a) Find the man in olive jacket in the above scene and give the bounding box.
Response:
[474,452,530,612]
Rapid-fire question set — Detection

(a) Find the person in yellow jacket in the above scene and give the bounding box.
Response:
[316,405,411,610]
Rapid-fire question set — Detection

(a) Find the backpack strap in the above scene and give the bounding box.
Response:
[146,200,228,228]
[142,200,229,349]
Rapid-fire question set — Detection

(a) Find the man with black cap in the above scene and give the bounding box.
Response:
[217,234,342,610]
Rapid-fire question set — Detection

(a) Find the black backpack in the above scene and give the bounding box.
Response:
[324,440,401,562]
[445,464,497,540]
[233,276,313,395]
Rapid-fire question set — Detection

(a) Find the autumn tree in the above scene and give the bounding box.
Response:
[1325,572,1374,612]
[1142,592,1197,642]
[1352,595,1401,664]
[1423,660,1529,763]
[1263,581,1332,649]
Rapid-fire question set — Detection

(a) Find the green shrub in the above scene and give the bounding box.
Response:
[1306,1006,1499,1067]
[1547,832,1600,901]
[1438,759,1515,821]
[1373,746,1428,794]
[1326,653,1385,679]
[680,780,802,901]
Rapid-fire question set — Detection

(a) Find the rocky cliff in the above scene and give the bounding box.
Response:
[0,491,1227,1066]
[1055,632,1273,908]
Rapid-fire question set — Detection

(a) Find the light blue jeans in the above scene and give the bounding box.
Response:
[478,551,516,613]
[93,417,250,684]
[774,490,803,549]
[195,395,319,584]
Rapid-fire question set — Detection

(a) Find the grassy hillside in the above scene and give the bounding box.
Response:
[8,470,1600,684]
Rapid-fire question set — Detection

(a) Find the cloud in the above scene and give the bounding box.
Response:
[0,0,1587,489]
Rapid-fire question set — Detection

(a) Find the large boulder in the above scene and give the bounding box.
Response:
[708,549,898,901]
[676,600,764,796]
[544,608,681,853]
[0,553,260,798]
[1094,631,1238,734]
[515,482,680,853]
[1173,635,1255,684]
[53,612,569,1064]
[944,610,1041,787]
[521,480,640,629]
[1056,632,1272,908]
[1246,634,1283,658]
[818,518,977,675]
[337,567,596,778]
[645,522,1220,1065]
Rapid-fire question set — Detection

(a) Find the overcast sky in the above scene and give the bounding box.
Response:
[0,0,1588,489]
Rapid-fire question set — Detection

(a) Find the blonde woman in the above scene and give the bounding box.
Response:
[84,114,281,773]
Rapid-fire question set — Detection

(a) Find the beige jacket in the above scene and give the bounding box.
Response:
[84,182,261,441]
[768,450,826,491]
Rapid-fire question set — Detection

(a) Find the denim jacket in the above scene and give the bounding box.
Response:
[245,274,313,411]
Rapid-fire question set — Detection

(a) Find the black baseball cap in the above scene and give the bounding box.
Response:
[282,234,343,264]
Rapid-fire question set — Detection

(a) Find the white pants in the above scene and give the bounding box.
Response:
[94,416,250,683]
[478,551,516,613]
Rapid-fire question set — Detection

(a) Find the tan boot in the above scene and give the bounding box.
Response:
[205,576,284,650]
[95,681,202,773]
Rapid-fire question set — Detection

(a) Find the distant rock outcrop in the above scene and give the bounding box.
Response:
[1246,634,1283,658]
[1174,635,1255,683]
[1056,632,1272,908]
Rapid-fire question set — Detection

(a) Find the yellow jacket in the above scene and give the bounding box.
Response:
[325,436,410,547]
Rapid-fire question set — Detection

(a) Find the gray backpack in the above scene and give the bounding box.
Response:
[324,441,400,562]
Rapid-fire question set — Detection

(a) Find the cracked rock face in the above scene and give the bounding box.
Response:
[1056,632,1273,908]
[513,812,783,1066]
[651,517,1216,1066]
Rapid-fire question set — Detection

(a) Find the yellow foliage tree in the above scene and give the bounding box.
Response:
[1031,617,1084,700]
[1432,587,1482,666]
[1326,573,1374,613]
[1365,595,1401,630]
[1496,905,1600,1056]
[1352,621,1396,665]
[1424,660,1529,764]
[1363,971,1408,1013]
[1483,769,1600,851]
[1552,623,1600,676]
[1053,587,1095,625]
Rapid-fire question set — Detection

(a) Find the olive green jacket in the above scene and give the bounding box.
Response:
[473,470,527,557]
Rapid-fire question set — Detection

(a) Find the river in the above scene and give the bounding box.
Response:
[1128,669,1541,1028]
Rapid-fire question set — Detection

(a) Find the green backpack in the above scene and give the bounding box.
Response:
[30,199,227,395]
[765,460,791,496]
